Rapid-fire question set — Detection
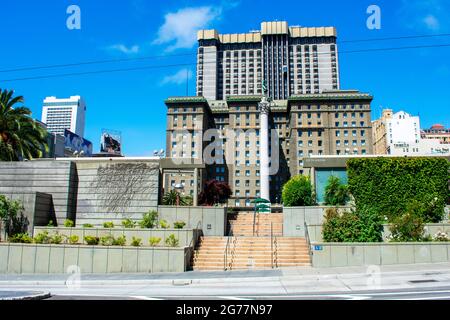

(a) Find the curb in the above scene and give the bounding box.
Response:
[0,291,51,300]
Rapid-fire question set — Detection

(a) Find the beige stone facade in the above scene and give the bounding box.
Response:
[165,90,373,207]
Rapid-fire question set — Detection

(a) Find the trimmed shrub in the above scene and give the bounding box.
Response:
[131,237,142,247]
[159,219,170,229]
[165,234,179,247]
[50,233,64,244]
[389,213,425,242]
[103,222,114,228]
[47,220,54,227]
[121,218,136,229]
[173,221,186,229]
[9,233,33,243]
[68,235,80,245]
[83,224,94,228]
[149,237,161,247]
[113,235,126,246]
[63,219,75,228]
[324,176,350,206]
[84,236,100,245]
[100,235,115,246]
[282,175,315,207]
[34,231,51,244]
[322,206,383,243]
[139,210,158,229]
[347,157,449,223]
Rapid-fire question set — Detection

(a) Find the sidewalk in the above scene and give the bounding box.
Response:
[1,262,449,289]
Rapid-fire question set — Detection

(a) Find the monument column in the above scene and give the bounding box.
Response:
[258,96,270,202]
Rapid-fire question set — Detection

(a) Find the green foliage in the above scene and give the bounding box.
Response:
[139,210,158,229]
[322,206,384,243]
[347,158,449,223]
[113,235,126,246]
[159,219,170,229]
[165,234,179,247]
[68,235,80,245]
[33,231,51,244]
[82,224,94,228]
[64,219,75,228]
[0,89,49,161]
[121,218,136,229]
[8,233,33,243]
[100,235,115,246]
[50,233,64,244]
[433,231,450,242]
[0,195,29,238]
[162,190,194,206]
[103,221,114,228]
[324,176,350,206]
[173,221,186,229]
[149,237,161,247]
[84,236,100,245]
[47,220,54,227]
[282,175,315,207]
[389,202,427,242]
[131,237,142,247]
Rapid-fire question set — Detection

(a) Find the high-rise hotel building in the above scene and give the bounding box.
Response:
[41,96,86,137]
[164,21,372,206]
[165,91,373,206]
[196,21,340,101]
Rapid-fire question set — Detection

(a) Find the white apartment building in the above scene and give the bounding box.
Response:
[197,21,340,101]
[375,110,450,156]
[41,96,86,137]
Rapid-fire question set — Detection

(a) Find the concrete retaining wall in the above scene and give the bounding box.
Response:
[0,161,77,225]
[34,227,200,247]
[158,206,227,236]
[73,160,159,221]
[0,243,190,274]
[306,225,323,242]
[311,242,450,267]
[283,206,351,237]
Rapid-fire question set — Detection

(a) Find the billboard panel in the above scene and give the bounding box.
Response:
[100,129,122,155]
[64,129,93,156]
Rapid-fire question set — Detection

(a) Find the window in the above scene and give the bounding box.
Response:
[245,170,250,177]
[235,170,240,176]
[336,140,341,146]
[335,131,340,137]
[308,140,313,147]
[235,180,240,187]
[235,200,240,207]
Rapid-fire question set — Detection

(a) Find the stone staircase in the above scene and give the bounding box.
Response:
[192,213,311,271]
[228,212,283,237]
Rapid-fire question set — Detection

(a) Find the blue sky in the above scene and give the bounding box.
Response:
[0,0,449,156]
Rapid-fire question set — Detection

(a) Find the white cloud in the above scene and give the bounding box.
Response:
[153,6,222,51]
[399,0,448,31]
[423,14,440,31]
[108,44,140,55]
[161,69,193,85]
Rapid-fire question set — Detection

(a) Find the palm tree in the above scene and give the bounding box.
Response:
[0,89,48,161]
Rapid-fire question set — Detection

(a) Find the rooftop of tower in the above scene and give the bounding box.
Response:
[198,21,337,43]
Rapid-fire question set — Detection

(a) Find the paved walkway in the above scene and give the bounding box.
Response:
[1,263,450,299]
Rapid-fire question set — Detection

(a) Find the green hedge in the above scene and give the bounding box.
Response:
[347,157,450,223]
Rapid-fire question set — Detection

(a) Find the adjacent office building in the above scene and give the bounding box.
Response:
[196,21,340,101]
[165,90,373,206]
[41,96,86,137]
[372,109,450,156]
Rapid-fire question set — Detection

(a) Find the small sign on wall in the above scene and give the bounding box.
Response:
[314,245,323,251]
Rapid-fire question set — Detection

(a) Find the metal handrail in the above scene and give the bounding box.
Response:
[304,221,313,259]
[224,220,234,270]
[270,222,273,269]
[186,221,202,271]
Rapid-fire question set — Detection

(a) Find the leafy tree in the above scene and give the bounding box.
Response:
[282,175,315,207]
[0,89,48,161]
[324,176,350,206]
[0,195,29,240]
[162,190,192,206]
[198,180,232,206]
